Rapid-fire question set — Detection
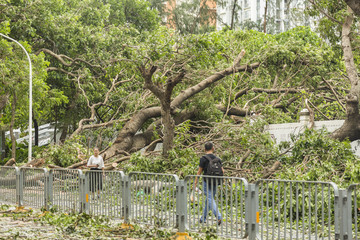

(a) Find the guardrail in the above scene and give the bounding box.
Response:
[50,169,81,213]
[0,166,17,205]
[21,167,48,209]
[347,184,360,240]
[256,180,339,240]
[129,172,179,228]
[86,170,124,218]
[185,175,249,239]
[0,166,358,239]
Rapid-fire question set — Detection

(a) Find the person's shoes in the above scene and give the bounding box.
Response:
[199,219,206,224]
[217,219,222,226]
[97,195,100,199]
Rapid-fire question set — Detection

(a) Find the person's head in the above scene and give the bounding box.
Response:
[204,142,214,153]
[93,147,99,157]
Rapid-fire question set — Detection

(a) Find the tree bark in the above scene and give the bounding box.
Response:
[261,161,281,179]
[264,0,268,33]
[332,7,360,141]
[344,0,360,17]
[0,93,9,111]
[24,158,45,168]
[104,162,118,170]
[216,104,249,116]
[230,0,238,30]
[59,122,68,143]
[4,158,16,166]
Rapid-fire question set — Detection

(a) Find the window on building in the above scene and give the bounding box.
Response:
[244,0,249,8]
[244,10,250,20]
[276,20,281,32]
[257,0,260,19]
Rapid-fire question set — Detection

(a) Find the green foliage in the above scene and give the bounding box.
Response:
[38,211,109,237]
[36,137,87,167]
[277,128,358,187]
[0,139,46,164]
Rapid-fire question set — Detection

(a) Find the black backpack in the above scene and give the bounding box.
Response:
[203,155,223,177]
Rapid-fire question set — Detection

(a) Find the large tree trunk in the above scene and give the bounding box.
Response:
[230,0,238,30]
[1,130,5,160]
[103,51,258,159]
[344,0,360,17]
[0,93,9,111]
[9,92,17,160]
[59,122,68,143]
[264,0,268,33]
[161,103,175,157]
[332,7,360,141]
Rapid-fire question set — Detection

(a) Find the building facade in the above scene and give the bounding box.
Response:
[163,0,314,33]
[216,0,313,33]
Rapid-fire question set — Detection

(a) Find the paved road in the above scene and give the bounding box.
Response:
[0,206,62,239]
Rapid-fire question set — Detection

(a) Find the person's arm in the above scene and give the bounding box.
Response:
[193,167,203,191]
[100,156,105,175]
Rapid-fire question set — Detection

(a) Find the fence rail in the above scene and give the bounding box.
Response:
[256,179,339,240]
[185,175,249,239]
[0,166,17,205]
[0,166,358,240]
[348,184,360,240]
[129,172,178,228]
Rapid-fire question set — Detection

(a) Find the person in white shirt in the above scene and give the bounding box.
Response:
[87,148,104,200]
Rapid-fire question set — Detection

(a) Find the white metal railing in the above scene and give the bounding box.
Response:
[0,166,358,240]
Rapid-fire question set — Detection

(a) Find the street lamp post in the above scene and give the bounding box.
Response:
[0,33,32,162]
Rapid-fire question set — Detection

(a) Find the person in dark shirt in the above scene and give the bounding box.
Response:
[194,142,224,225]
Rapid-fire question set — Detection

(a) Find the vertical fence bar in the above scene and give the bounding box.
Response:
[176,180,187,232]
[247,183,258,240]
[348,184,360,240]
[122,175,131,223]
[339,189,351,240]
[44,169,52,210]
[16,167,23,206]
[79,170,89,214]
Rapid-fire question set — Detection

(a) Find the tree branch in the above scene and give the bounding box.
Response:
[171,51,259,108]
[46,67,77,77]
[321,77,346,111]
[37,48,105,72]
[308,0,342,25]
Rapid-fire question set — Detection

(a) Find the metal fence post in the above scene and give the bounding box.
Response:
[44,168,52,210]
[246,183,258,240]
[79,170,89,214]
[334,189,341,240]
[15,167,23,206]
[176,180,187,232]
[339,189,352,240]
[122,175,131,224]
